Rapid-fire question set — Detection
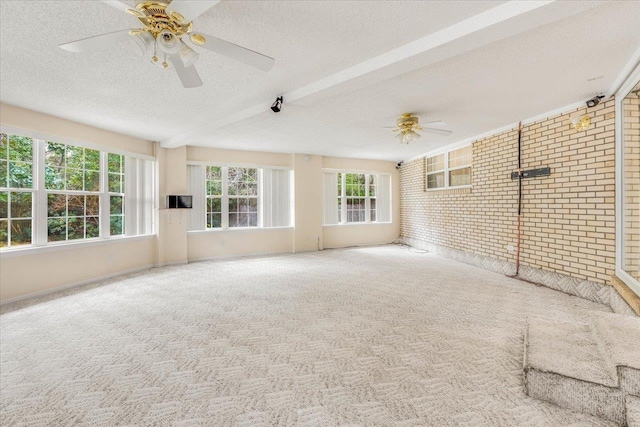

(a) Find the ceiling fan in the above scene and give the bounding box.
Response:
[388,113,452,144]
[59,0,275,88]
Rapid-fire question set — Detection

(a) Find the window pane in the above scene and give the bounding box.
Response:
[68,217,85,240]
[66,146,84,169]
[427,172,445,189]
[85,149,100,171]
[110,215,124,236]
[86,195,100,216]
[110,196,123,215]
[66,168,84,191]
[10,192,32,218]
[450,167,471,187]
[0,219,7,247]
[249,213,258,227]
[426,154,445,172]
[0,192,7,218]
[369,175,376,197]
[212,213,222,228]
[449,146,472,169]
[48,194,66,217]
[0,133,7,160]
[85,171,100,192]
[10,219,31,246]
[45,142,65,167]
[45,166,65,190]
[108,153,122,173]
[229,198,237,213]
[48,218,66,242]
[109,173,122,193]
[9,135,33,162]
[206,166,222,181]
[229,213,238,227]
[86,217,100,238]
[207,180,222,196]
[370,198,377,222]
[68,195,85,217]
[0,160,7,187]
[9,162,32,188]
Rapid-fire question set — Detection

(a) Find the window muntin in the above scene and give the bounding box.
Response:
[0,134,34,247]
[47,194,100,242]
[426,146,472,189]
[337,172,378,224]
[45,142,100,191]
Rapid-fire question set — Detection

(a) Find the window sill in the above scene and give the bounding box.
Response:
[188,226,294,234]
[0,234,156,258]
[323,222,393,227]
[425,185,472,193]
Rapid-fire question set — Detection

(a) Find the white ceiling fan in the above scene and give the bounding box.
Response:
[387,113,452,144]
[59,0,275,88]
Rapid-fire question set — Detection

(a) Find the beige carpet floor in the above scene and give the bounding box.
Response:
[0,245,617,426]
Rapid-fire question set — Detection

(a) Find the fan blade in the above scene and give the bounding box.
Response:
[170,55,203,88]
[422,128,453,136]
[101,0,135,14]
[193,33,274,71]
[59,29,135,53]
[167,0,220,23]
[422,120,447,127]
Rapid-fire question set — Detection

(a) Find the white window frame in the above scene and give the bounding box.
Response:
[338,171,377,224]
[205,166,261,230]
[425,144,472,190]
[614,63,640,297]
[0,126,155,253]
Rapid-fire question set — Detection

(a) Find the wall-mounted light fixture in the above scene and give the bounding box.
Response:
[570,113,591,132]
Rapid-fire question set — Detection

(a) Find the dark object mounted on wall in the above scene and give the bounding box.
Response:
[510,167,551,180]
[271,96,283,113]
[166,195,193,209]
[586,95,605,108]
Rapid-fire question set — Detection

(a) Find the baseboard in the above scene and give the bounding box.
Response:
[187,250,295,264]
[402,237,636,316]
[0,264,155,306]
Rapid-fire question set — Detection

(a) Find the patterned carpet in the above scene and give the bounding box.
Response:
[0,245,617,426]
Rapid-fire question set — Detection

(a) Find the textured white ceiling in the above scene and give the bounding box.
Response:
[1,1,639,161]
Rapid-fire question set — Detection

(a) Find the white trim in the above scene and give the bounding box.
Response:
[614,61,640,298]
[187,160,292,170]
[0,263,156,306]
[0,125,155,161]
[609,46,640,97]
[407,99,588,163]
[322,222,393,228]
[187,249,295,264]
[187,226,294,234]
[426,185,473,193]
[0,234,155,258]
[323,168,392,176]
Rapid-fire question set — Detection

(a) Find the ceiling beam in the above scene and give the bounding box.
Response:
[161,0,602,148]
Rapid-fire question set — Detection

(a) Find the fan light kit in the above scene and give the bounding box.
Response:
[390,113,453,144]
[59,0,275,88]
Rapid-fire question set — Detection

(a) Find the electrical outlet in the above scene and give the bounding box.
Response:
[220,239,225,246]
[109,252,115,261]
[506,245,515,252]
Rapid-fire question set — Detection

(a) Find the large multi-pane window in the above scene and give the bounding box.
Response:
[0,134,33,247]
[0,131,153,250]
[323,170,391,226]
[338,172,377,223]
[191,165,291,231]
[426,145,472,189]
[205,166,259,229]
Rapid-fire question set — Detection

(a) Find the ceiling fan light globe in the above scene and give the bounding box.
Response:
[129,30,154,56]
[157,30,182,55]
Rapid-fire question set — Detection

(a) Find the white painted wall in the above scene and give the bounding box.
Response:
[0,103,156,303]
[0,104,401,303]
